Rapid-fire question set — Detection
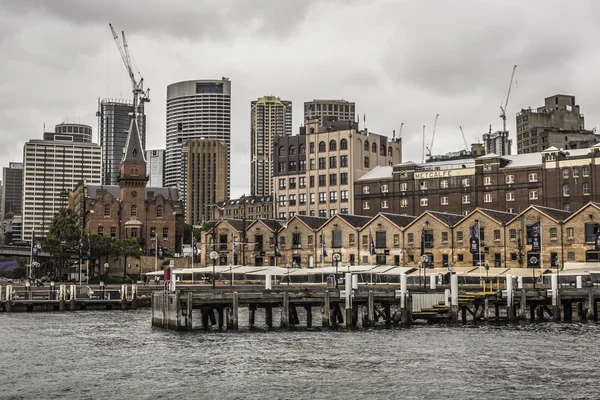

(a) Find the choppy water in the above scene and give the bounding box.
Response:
[1,310,599,399]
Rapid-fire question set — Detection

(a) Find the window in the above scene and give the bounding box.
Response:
[563,184,570,197]
[310,176,315,188]
[318,141,326,152]
[583,182,590,195]
[340,139,348,150]
[484,176,492,186]
[308,235,314,246]
[130,228,138,238]
[400,199,408,208]
[419,181,428,190]
[329,156,337,168]
[299,177,306,188]
[507,208,515,214]
[349,233,355,245]
[279,212,286,219]
[457,254,464,262]
[289,145,296,155]
[423,230,434,248]
[340,155,348,167]
[279,195,286,206]
[278,162,286,173]
[393,234,400,246]
[442,231,448,243]
[509,229,516,240]
[98,226,104,236]
[381,200,389,209]
[562,169,569,179]
[341,208,348,214]
[363,201,370,210]
[130,205,137,217]
[400,183,408,192]
[329,140,337,151]
[319,210,327,218]
[462,178,470,187]
[299,144,306,155]
[388,146,393,157]
[279,179,286,189]
[573,168,579,178]
[568,252,575,261]
[162,228,169,239]
[110,227,117,238]
[318,175,326,186]
[407,233,414,244]
[376,231,386,248]
[309,159,315,170]
[289,178,296,189]
[494,230,501,241]
[332,231,342,248]
[381,184,389,193]
[319,192,326,203]
[441,196,448,205]
[330,191,337,202]
[528,173,538,182]
[567,227,574,238]
[341,190,348,202]
[289,194,296,206]
[299,193,306,205]
[456,231,464,242]
[340,173,348,185]
[583,166,590,177]
[585,223,599,243]
[420,198,428,207]
[440,180,448,189]
[309,142,315,154]
[372,142,377,153]
[506,192,515,201]
[104,204,110,217]
[484,193,492,203]
[288,161,297,171]
[310,193,315,204]
[364,156,369,168]
[550,228,558,239]
[363,186,370,194]
[529,190,538,200]
[318,157,326,169]
[462,195,470,204]
[157,205,163,217]
[505,174,514,184]
[279,146,285,157]
[329,174,337,186]
[364,141,369,151]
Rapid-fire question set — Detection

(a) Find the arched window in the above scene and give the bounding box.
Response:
[279,146,285,157]
[364,140,369,151]
[372,142,377,153]
[131,205,137,217]
[329,140,337,151]
[104,204,110,217]
[388,146,393,157]
[299,143,306,155]
[157,205,163,218]
[340,138,348,150]
[289,145,296,155]
[318,141,326,152]
[380,143,386,155]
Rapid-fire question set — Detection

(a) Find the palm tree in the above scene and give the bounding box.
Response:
[43,209,82,280]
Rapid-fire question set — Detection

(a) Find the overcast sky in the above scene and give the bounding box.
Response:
[1,0,599,198]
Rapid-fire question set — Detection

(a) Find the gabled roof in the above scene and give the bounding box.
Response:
[329,213,372,229]
[404,210,464,230]
[210,219,245,233]
[564,202,600,223]
[289,215,328,230]
[247,218,283,232]
[508,205,572,224]
[122,119,146,163]
[458,208,516,225]
[379,212,417,228]
[357,166,393,181]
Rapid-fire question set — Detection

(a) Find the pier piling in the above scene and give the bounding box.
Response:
[281,291,290,328]
[450,274,458,323]
[322,291,330,327]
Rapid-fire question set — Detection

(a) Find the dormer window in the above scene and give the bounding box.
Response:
[133,149,137,158]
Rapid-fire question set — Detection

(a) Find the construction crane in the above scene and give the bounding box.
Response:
[109,23,150,118]
[425,114,439,157]
[459,126,469,151]
[499,65,517,134]
[399,122,404,138]
[421,125,426,163]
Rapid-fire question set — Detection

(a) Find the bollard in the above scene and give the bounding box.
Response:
[551,274,560,322]
[121,284,127,310]
[450,274,458,323]
[232,292,239,330]
[50,281,56,299]
[367,291,374,327]
[59,285,66,312]
[517,276,523,290]
[400,273,408,325]
[265,273,272,290]
[352,274,358,291]
[429,275,436,290]
[281,292,289,328]
[576,276,583,289]
[100,281,105,300]
[5,285,12,313]
[131,284,138,310]
[345,273,353,327]
[444,288,450,307]
[506,274,514,322]
[322,291,330,327]
[69,284,76,311]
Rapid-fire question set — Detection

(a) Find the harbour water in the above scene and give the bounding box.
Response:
[1,310,599,399]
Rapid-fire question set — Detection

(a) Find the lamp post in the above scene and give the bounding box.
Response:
[485,261,489,292]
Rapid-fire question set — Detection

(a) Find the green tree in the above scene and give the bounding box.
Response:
[43,208,82,279]
[115,238,142,278]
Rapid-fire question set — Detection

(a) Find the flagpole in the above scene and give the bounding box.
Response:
[29,232,34,280]
[321,233,324,285]
[477,219,482,286]
[191,233,194,285]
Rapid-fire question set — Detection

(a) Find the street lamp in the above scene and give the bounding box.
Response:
[485,261,490,292]
[332,252,342,279]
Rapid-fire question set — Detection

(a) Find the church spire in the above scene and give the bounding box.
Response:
[118,118,147,186]
[122,118,146,163]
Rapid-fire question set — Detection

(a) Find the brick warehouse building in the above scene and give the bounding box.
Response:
[355,144,600,217]
[70,120,184,255]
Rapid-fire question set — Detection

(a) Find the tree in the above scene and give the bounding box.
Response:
[115,238,142,278]
[43,208,81,279]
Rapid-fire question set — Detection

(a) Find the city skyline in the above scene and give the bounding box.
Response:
[2,1,600,199]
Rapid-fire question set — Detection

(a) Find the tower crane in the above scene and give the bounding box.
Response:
[425,114,439,157]
[421,125,426,163]
[459,126,469,151]
[399,122,404,138]
[499,65,517,134]
[109,23,150,118]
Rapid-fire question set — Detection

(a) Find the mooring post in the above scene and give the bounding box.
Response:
[519,288,527,320]
[121,285,127,311]
[367,290,375,327]
[586,287,594,321]
[400,273,408,326]
[232,292,239,330]
[305,306,312,328]
[322,291,330,327]
[507,274,514,322]
[186,292,193,330]
[484,297,489,322]
[450,274,458,323]
[429,274,436,290]
[281,291,290,328]
[517,276,523,290]
[576,275,583,289]
[249,304,256,327]
[551,274,560,322]
[132,285,139,310]
[69,284,76,311]
[265,273,272,290]
[202,309,210,330]
[265,305,273,328]
[5,285,12,313]
[345,273,353,328]
[59,285,66,312]
[495,302,500,321]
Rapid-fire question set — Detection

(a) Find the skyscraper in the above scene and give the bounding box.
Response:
[304,99,355,126]
[22,123,102,241]
[165,79,231,202]
[98,98,146,185]
[251,96,292,197]
[1,162,23,219]
[146,149,165,187]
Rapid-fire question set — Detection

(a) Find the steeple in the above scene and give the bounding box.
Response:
[122,118,146,164]
[119,118,147,186]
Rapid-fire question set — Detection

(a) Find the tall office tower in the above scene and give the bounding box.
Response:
[304,99,355,126]
[250,96,292,197]
[98,98,146,185]
[483,130,513,156]
[146,149,165,187]
[1,162,23,219]
[22,123,101,241]
[182,139,228,225]
[165,79,231,199]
